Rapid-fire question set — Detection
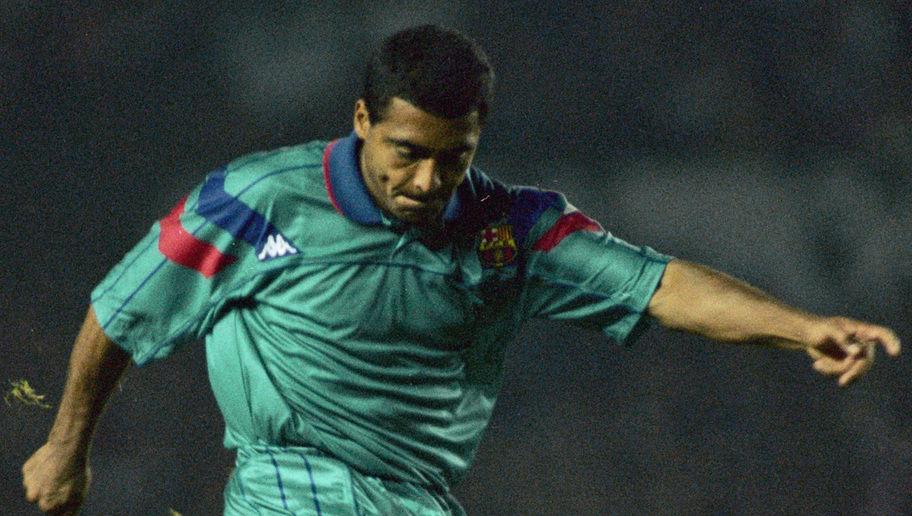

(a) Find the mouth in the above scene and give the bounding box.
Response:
[395,194,440,210]
[396,195,425,207]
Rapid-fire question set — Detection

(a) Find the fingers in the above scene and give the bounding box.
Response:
[838,351,873,387]
[839,343,877,387]
[813,356,850,376]
[809,339,849,361]
[846,343,864,359]
[22,447,87,515]
[809,341,864,375]
[806,317,900,387]
[34,490,81,514]
[856,325,901,357]
[813,344,876,387]
[833,318,901,357]
[811,340,876,387]
[23,463,38,504]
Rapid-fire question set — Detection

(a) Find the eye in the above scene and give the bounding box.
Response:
[440,151,470,167]
[395,145,418,162]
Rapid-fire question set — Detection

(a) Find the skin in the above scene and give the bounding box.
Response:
[648,260,901,386]
[353,97,481,226]
[22,308,130,515]
[22,97,901,514]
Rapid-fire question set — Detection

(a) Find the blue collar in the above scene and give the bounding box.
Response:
[323,131,464,226]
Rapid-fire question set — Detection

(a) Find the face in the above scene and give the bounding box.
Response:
[354,97,481,225]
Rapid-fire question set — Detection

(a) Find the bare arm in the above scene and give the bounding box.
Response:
[647,259,901,386]
[23,306,132,514]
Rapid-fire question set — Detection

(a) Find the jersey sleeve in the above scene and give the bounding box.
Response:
[515,189,672,344]
[90,167,272,365]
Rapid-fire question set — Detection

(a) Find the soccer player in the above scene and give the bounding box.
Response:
[22,25,900,515]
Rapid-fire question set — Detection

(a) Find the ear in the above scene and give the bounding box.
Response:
[354,99,371,139]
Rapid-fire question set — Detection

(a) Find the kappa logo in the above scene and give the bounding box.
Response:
[478,223,517,268]
[257,234,298,260]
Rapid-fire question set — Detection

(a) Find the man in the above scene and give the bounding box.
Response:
[22,25,900,515]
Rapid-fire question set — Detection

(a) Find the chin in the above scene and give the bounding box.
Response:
[395,209,440,225]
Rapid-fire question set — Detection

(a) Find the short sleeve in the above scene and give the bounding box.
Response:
[91,168,269,365]
[517,191,672,344]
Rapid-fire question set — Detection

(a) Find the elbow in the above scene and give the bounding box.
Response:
[646,258,685,328]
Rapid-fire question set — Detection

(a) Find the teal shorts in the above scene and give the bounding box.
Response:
[223,445,465,515]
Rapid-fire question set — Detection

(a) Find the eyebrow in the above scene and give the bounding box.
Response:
[384,137,474,155]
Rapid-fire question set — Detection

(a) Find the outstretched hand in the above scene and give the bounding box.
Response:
[806,317,901,387]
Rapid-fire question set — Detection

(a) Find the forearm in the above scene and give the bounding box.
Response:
[647,259,820,349]
[48,307,132,453]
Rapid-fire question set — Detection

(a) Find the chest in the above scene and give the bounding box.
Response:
[253,224,518,351]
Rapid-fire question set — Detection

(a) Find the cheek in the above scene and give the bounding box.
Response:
[364,149,393,187]
[446,171,468,190]
[380,165,412,191]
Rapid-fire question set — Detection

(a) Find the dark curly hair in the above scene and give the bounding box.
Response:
[362,24,495,123]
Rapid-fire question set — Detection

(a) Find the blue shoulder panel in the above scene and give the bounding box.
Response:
[196,167,298,260]
[507,188,562,248]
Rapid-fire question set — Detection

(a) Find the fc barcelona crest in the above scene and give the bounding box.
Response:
[478,224,517,268]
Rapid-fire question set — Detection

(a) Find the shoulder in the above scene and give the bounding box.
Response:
[220,140,329,202]
[460,168,575,248]
[462,168,570,216]
[188,140,334,260]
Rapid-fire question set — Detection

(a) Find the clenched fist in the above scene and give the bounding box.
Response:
[22,441,92,515]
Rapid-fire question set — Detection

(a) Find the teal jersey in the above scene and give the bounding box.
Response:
[92,132,671,492]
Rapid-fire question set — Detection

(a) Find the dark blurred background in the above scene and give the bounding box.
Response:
[2,2,910,514]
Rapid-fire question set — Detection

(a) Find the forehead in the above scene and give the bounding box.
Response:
[375,97,481,151]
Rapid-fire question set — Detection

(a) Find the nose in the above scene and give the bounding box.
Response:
[411,159,442,195]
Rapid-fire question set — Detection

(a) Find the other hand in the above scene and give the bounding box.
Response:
[806,316,901,387]
[22,441,91,515]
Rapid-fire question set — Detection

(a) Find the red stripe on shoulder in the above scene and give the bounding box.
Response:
[532,212,603,252]
[322,140,343,214]
[158,196,236,278]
